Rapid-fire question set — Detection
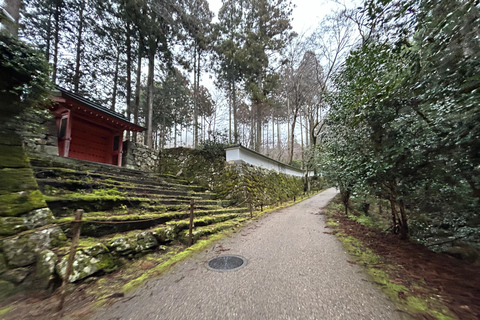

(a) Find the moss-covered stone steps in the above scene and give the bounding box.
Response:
[177,217,249,244]
[44,194,222,217]
[33,167,206,193]
[56,207,248,224]
[166,213,239,232]
[30,155,170,185]
[51,213,248,283]
[37,178,197,198]
[54,207,249,237]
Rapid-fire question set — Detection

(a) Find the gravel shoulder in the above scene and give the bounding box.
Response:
[91,188,404,320]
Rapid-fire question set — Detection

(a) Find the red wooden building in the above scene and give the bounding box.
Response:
[49,87,143,166]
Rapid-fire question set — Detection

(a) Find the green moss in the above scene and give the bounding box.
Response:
[0,145,29,168]
[327,218,339,226]
[0,305,14,317]
[78,238,105,248]
[0,168,39,195]
[0,280,16,301]
[0,190,46,216]
[325,201,458,320]
[95,253,117,272]
[121,232,231,293]
[348,213,376,228]
[0,217,27,236]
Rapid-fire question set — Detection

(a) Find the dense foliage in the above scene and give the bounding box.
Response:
[320,0,480,242]
[0,33,51,117]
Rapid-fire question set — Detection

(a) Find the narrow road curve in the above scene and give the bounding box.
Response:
[92,188,403,320]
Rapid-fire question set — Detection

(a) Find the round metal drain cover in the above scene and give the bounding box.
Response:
[207,255,248,272]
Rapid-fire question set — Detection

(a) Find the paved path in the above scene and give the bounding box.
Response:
[91,188,403,320]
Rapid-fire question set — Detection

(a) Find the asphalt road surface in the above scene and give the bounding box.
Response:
[91,188,404,320]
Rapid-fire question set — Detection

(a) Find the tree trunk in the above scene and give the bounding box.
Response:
[126,20,132,123]
[398,199,409,240]
[249,105,255,148]
[300,114,304,168]
[197,50,202,146]
[255,103,262,152]
[233,82,238,143]
[340,187,350,215]
[193,47,199,148]
[228,85,232,143]
[272,109,275,150]
[111,49,120,111]
[289,108,298,165]
[277,115,280,154]
[45,7,52,63]
[287,98,290,158]
[52,0,61,84]
[73,0,85,93]
[132,47,142,142]
[389,197,399,232]
[174,123,177,148]
[305,115,309,147]
[144,48,155,147]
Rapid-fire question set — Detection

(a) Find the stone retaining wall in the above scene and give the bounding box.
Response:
[122,141,159,172]
[0,104,64,300]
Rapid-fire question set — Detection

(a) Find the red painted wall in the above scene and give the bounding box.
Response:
[68,116,113,164]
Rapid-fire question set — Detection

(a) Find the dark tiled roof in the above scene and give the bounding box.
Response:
[56,86,144,130]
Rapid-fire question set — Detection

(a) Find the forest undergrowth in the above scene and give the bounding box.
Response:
[323,196,480,320]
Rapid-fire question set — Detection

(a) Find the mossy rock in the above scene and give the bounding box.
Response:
[0,134,22,147]
[1,226,65,267]
[0,280,15,300]
[134,231,158,252]
[0,254,7,274]
[0,190,47,217]
[1,267,31,284]
[0,168,39,195]
[108,236,136,254]
[152,226,175,243]
[22,207,54,229]
[0,217,28,236]
[0,145,30,169]
[107,231,158,255]
[77,242,109,258]
[166,221,190,234]
[35,250,58,289]
[56,248,117,283]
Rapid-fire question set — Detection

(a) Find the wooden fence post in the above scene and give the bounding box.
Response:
[188,199,195,246]
[249,202,253,219]
[58,209,83,312]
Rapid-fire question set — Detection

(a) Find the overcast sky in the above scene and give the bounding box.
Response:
[207,0,340,35]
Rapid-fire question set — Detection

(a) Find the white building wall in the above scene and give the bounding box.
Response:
[225,145,306,177]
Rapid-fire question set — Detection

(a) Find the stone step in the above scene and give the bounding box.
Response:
[177,216,249,244]
[44,194,222,217]
[166,213,241,233]
[53,215,249,283]
[55,208,249,237]
[29,154,194,188]
[33,167,205,192]
[36,178,199,198]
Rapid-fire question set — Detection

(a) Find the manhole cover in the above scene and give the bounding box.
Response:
[207,255,248,272]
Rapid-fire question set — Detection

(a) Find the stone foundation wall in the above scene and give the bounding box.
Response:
[12,106,58,156]
[0,105,65,300]
[122,141,159,172]
[158,147,226,189]
[215,161,305,208]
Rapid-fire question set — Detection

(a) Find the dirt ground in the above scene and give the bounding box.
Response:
[325,200,480,320]
[2,196,479,320]
[0,246,186,320]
